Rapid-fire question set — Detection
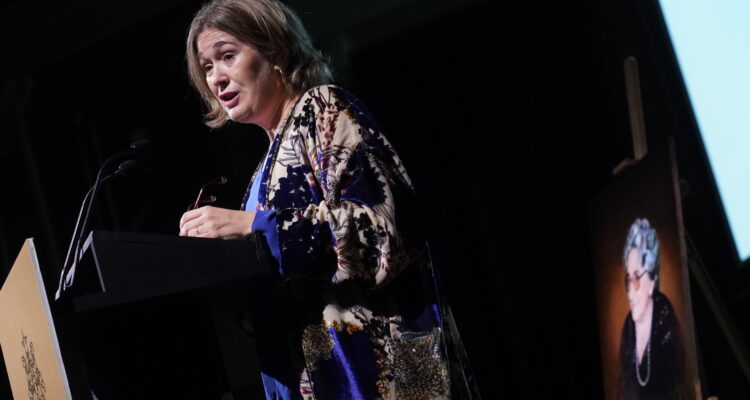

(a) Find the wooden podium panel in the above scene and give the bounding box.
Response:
[0,239,71,400]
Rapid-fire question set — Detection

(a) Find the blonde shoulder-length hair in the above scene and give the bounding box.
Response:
[186,0,332,128]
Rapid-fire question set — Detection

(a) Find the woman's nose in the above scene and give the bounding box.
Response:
[209,67,229,90]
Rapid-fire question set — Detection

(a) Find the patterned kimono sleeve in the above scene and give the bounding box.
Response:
[271,86,420,286]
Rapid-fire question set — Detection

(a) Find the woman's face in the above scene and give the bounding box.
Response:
[196,28,284,129]
[626,248,655,324]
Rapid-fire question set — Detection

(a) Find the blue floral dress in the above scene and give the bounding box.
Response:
[242,85,471,400]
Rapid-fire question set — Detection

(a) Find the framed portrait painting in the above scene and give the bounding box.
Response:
[592,140,701,400]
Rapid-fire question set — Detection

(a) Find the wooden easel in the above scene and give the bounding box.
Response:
[615,56,750,399]
[613,56,649,176]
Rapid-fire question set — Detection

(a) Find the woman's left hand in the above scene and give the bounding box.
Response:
[179,206,256,240]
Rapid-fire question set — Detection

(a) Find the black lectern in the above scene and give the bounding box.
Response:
[69,230,274,311]
[56,231,276,400]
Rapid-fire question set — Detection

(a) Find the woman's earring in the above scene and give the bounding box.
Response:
[274,66,287,86]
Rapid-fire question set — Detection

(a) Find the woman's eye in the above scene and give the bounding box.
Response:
[203,64,213,73]
[223,53,234,61]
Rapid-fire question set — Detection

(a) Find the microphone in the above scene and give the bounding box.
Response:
[129,139,151,153]
[78,144,148,251]
[102,159,138,182]
[56,142,147,299]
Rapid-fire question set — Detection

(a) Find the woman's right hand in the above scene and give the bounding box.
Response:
[179,206,255,240]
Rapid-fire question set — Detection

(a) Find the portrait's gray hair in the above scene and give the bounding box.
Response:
[623,218,660,288]
[186,0,332,128]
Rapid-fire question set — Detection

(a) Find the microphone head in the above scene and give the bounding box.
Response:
[129,139,151,152]
[100,159,137,183]
[116,159,137,175]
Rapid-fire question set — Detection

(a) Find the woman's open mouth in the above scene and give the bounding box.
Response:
[220,91,240,108]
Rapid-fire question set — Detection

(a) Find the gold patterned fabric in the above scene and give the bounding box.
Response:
[301,322,334,370]
[391,329,450,400]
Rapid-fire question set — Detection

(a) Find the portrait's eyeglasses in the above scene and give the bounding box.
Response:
[186,176,227,211]
[624,269,648,291]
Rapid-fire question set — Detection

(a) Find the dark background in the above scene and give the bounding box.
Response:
[1,0,749,398]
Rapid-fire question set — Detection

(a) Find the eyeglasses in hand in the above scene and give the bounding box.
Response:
[186,176,227,211]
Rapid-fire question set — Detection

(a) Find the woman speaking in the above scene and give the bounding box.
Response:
[178,0,470,398]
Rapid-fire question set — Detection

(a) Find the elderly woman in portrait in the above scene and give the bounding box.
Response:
[178,0,473,399]
[619,218,682,399]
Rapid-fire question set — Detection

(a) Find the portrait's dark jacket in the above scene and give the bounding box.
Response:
[619,290,685,400]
